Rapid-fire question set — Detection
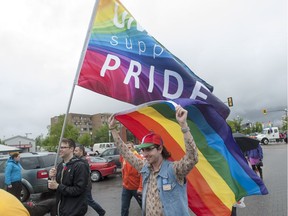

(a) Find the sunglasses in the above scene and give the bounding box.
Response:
[141,146,157,152]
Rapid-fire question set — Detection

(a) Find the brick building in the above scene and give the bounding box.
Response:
[51,113,111,136]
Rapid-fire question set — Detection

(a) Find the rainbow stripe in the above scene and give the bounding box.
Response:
[115,99,268,216]
[77,0,230,119]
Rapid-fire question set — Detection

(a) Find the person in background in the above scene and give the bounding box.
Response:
[246,143,263,179]
[109,105,198,216]
[0,189,30,216]
[5,152,22,200]
[120,141,143,216]
[74,143,106,216]
[48,138,89,216]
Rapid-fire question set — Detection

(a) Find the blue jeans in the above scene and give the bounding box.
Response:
[121,187,142,216]
[87,190,106,216]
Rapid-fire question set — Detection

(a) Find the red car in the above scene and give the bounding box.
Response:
[86,156,117,182]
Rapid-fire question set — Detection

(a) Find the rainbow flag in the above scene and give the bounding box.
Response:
[77,0,230,119]
[114,99,268,216]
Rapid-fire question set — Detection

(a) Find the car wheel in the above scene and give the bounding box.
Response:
[21,185,30,202]
[262,138,269,145]
[91,171,101,182]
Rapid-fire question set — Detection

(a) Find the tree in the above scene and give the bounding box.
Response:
[94,124,110,143]
[78,133,92,147]
[227,117,243,133]
[253,122,263,133]
[282,115,287,131]
[242,127,252,135]
[35,135,45,151]
[126,129,138,143]
[42,115,79,151]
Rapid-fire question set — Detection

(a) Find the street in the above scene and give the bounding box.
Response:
[40,143,287,215]
[237,144,287,216]
[86,144,287,216]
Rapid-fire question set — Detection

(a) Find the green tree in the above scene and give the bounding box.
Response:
[126,129,137,143]
[253,122,263,133]
[282,115,287,131]
[78,133,92,147]
[242,127,252,135]
[227,117,243,133]
[43,115,79,151]
[35,134,45,151]
[94,124,110,143]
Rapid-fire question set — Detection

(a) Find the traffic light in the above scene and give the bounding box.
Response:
[262,109,267,114]
[227,97,233,107]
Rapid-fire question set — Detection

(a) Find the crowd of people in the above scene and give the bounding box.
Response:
[1,105,267,216]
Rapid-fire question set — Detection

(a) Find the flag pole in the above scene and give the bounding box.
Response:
[54,0,100,167]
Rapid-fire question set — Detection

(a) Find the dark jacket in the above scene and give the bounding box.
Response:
[55,156,89,216]
[80,156,92,191]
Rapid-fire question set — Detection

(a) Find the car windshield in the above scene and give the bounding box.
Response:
[90,157,107,163]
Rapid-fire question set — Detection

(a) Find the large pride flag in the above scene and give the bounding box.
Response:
[77,0,230,119]
[114,99,268,216]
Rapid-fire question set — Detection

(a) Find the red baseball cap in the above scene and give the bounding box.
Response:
[138,133,163,149]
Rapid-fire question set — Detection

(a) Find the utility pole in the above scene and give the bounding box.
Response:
[25,133,32,138]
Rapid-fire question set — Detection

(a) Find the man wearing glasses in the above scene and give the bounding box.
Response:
[48,138,89,216]
[109,105,198,216]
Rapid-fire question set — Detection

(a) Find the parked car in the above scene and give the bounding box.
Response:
[99,147,121,168]
[248,132,258,140]
[84,147,97,156]
[86,156,116,182]
[0,152,60,201]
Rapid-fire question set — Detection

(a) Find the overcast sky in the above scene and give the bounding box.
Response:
[0,0,286,140]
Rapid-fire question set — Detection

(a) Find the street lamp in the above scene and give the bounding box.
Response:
[90,132,93,145]
[109,130,111,143]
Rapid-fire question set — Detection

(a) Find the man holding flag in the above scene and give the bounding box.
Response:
[109,105,198,216]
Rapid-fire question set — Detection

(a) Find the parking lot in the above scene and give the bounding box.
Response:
[85,143,287,216]
[36,143,287,215]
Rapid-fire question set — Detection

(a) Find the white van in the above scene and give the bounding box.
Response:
[93,142,114,154]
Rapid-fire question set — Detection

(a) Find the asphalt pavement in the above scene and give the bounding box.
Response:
[39,143,287,216]
[87,143,287,216]
[236,143,287,216]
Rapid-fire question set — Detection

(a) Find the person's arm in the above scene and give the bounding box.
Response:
[109,115,144,172]
[4,162,12,187]
[138,174,143,192]
[173,105,198,179]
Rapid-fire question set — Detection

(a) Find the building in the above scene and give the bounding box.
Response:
[4,136,36,153]
[51,113,111,136]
